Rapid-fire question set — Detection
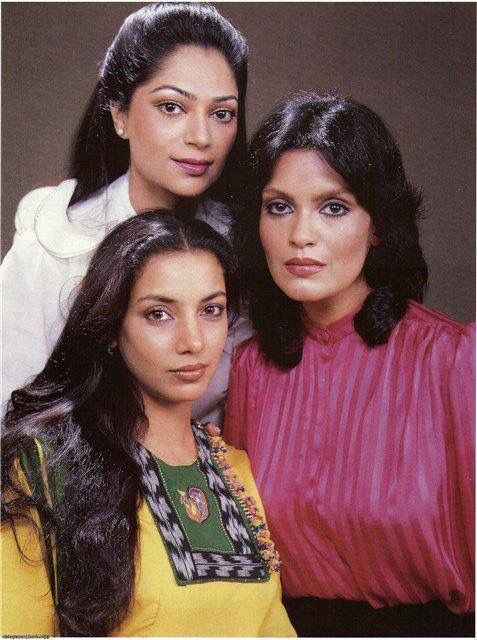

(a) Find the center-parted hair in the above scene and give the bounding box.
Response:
[238,92,428,368]
[69,2,248,208]
[2,212,238,636]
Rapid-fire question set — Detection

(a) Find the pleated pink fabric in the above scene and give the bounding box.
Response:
[223,301,474,615]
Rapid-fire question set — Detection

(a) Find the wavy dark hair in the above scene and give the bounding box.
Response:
[238,91,428,368]
[1,212,239,636]
[69,2,248,208]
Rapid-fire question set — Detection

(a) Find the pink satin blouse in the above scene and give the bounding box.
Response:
[224,302,474,614]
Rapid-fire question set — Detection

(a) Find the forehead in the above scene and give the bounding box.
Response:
[131,250,225,299]
[266,149,349,192]
[143,44,238,96]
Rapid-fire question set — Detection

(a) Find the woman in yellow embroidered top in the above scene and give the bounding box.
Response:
[1,212,294,637]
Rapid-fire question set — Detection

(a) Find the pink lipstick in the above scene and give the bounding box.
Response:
[170,364,207,382]
[285,257,326,277]
[172,158,212,176]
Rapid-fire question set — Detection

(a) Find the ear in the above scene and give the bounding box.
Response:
[107,339,118,357]
[110,103,129,140]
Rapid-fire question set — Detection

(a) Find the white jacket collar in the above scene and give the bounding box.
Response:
[34,174,134,259]
[33,172,230,259]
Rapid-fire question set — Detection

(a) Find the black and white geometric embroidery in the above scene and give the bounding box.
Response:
[194,552,265,578]
[134,423,269,585]
[135,444,195,581]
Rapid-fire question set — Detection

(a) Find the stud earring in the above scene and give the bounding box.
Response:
[107,345,115,356]
[117,127,125,136]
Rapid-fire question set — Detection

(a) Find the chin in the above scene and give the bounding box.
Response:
[177,187,211,199]
[171,177,217,200]
[167,384,211,404]
[279,281,328,303]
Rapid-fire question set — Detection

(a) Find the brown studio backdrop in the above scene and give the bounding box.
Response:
[2,2,475,321]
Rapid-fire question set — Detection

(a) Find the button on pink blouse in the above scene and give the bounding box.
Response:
[224,302,474,614]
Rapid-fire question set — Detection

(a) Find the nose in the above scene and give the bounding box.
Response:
[176,316,205,355]
[288,212,316,248]
[183,111,211,150]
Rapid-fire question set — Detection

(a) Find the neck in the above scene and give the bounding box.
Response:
[139,396,197,466]
[128,165,180,213]
[304,279,371,326]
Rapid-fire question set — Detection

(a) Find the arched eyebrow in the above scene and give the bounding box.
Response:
[137,291,227,304]
[262,187,355,203]
[201,291,227,302]
[213,95,238,103]
[149,85,238,103]
[262,187,292,199]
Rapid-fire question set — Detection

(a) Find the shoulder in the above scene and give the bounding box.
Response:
[17,438,49,483]
[221,444,264,507]
[223,443,252,476]
[397,301,474,360]
[4,438,48,500]
[12,177,127,259]
[229,337,269,388]
[15,180,76,233]
[404,300,471,330]
[233,336,265,369]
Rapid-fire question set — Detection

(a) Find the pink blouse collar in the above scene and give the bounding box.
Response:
[303,304,362,345]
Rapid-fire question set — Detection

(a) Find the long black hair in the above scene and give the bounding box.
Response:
[1,212,239,636]
[239,91,428,368]
[69,2,248,208]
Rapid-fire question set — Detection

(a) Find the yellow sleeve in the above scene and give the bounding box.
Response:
[1,454,57,636]
[1,514,57,635]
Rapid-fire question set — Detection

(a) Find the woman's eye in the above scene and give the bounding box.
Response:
[201,304,225,318]
[145,308,172,322]
[157,102,183,115]
[212,109,235,123]
[264,200,294,216]
[321,202,349,217]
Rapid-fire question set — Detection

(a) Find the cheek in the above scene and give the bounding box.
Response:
[128,110,169,153]
[259,218,281,262]
[209,320,229,355]
[214,124,237,163]
[119,324,168,372]
[331,223,372,266]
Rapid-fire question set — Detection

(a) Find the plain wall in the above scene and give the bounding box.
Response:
[2,2,475,321]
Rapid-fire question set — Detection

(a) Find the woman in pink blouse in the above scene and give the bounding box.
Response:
[223,92,474,636]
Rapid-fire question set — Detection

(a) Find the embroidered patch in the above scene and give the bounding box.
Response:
[178,487,209,523]
[134,423,269,585]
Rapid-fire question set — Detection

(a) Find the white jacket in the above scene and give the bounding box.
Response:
[1,173,251,424]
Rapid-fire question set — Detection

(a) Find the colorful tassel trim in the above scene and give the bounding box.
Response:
[206,427,281,573]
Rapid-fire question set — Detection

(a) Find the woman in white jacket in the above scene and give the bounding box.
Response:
[1,3,251,423]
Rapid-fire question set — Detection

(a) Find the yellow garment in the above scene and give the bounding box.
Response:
[2,445,295,637]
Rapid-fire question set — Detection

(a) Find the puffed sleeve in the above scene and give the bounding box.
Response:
[446,323,475,609]
[223,339,260,451]
[1,188,65,410]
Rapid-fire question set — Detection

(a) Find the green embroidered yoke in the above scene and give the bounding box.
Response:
[153,456,235,554]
